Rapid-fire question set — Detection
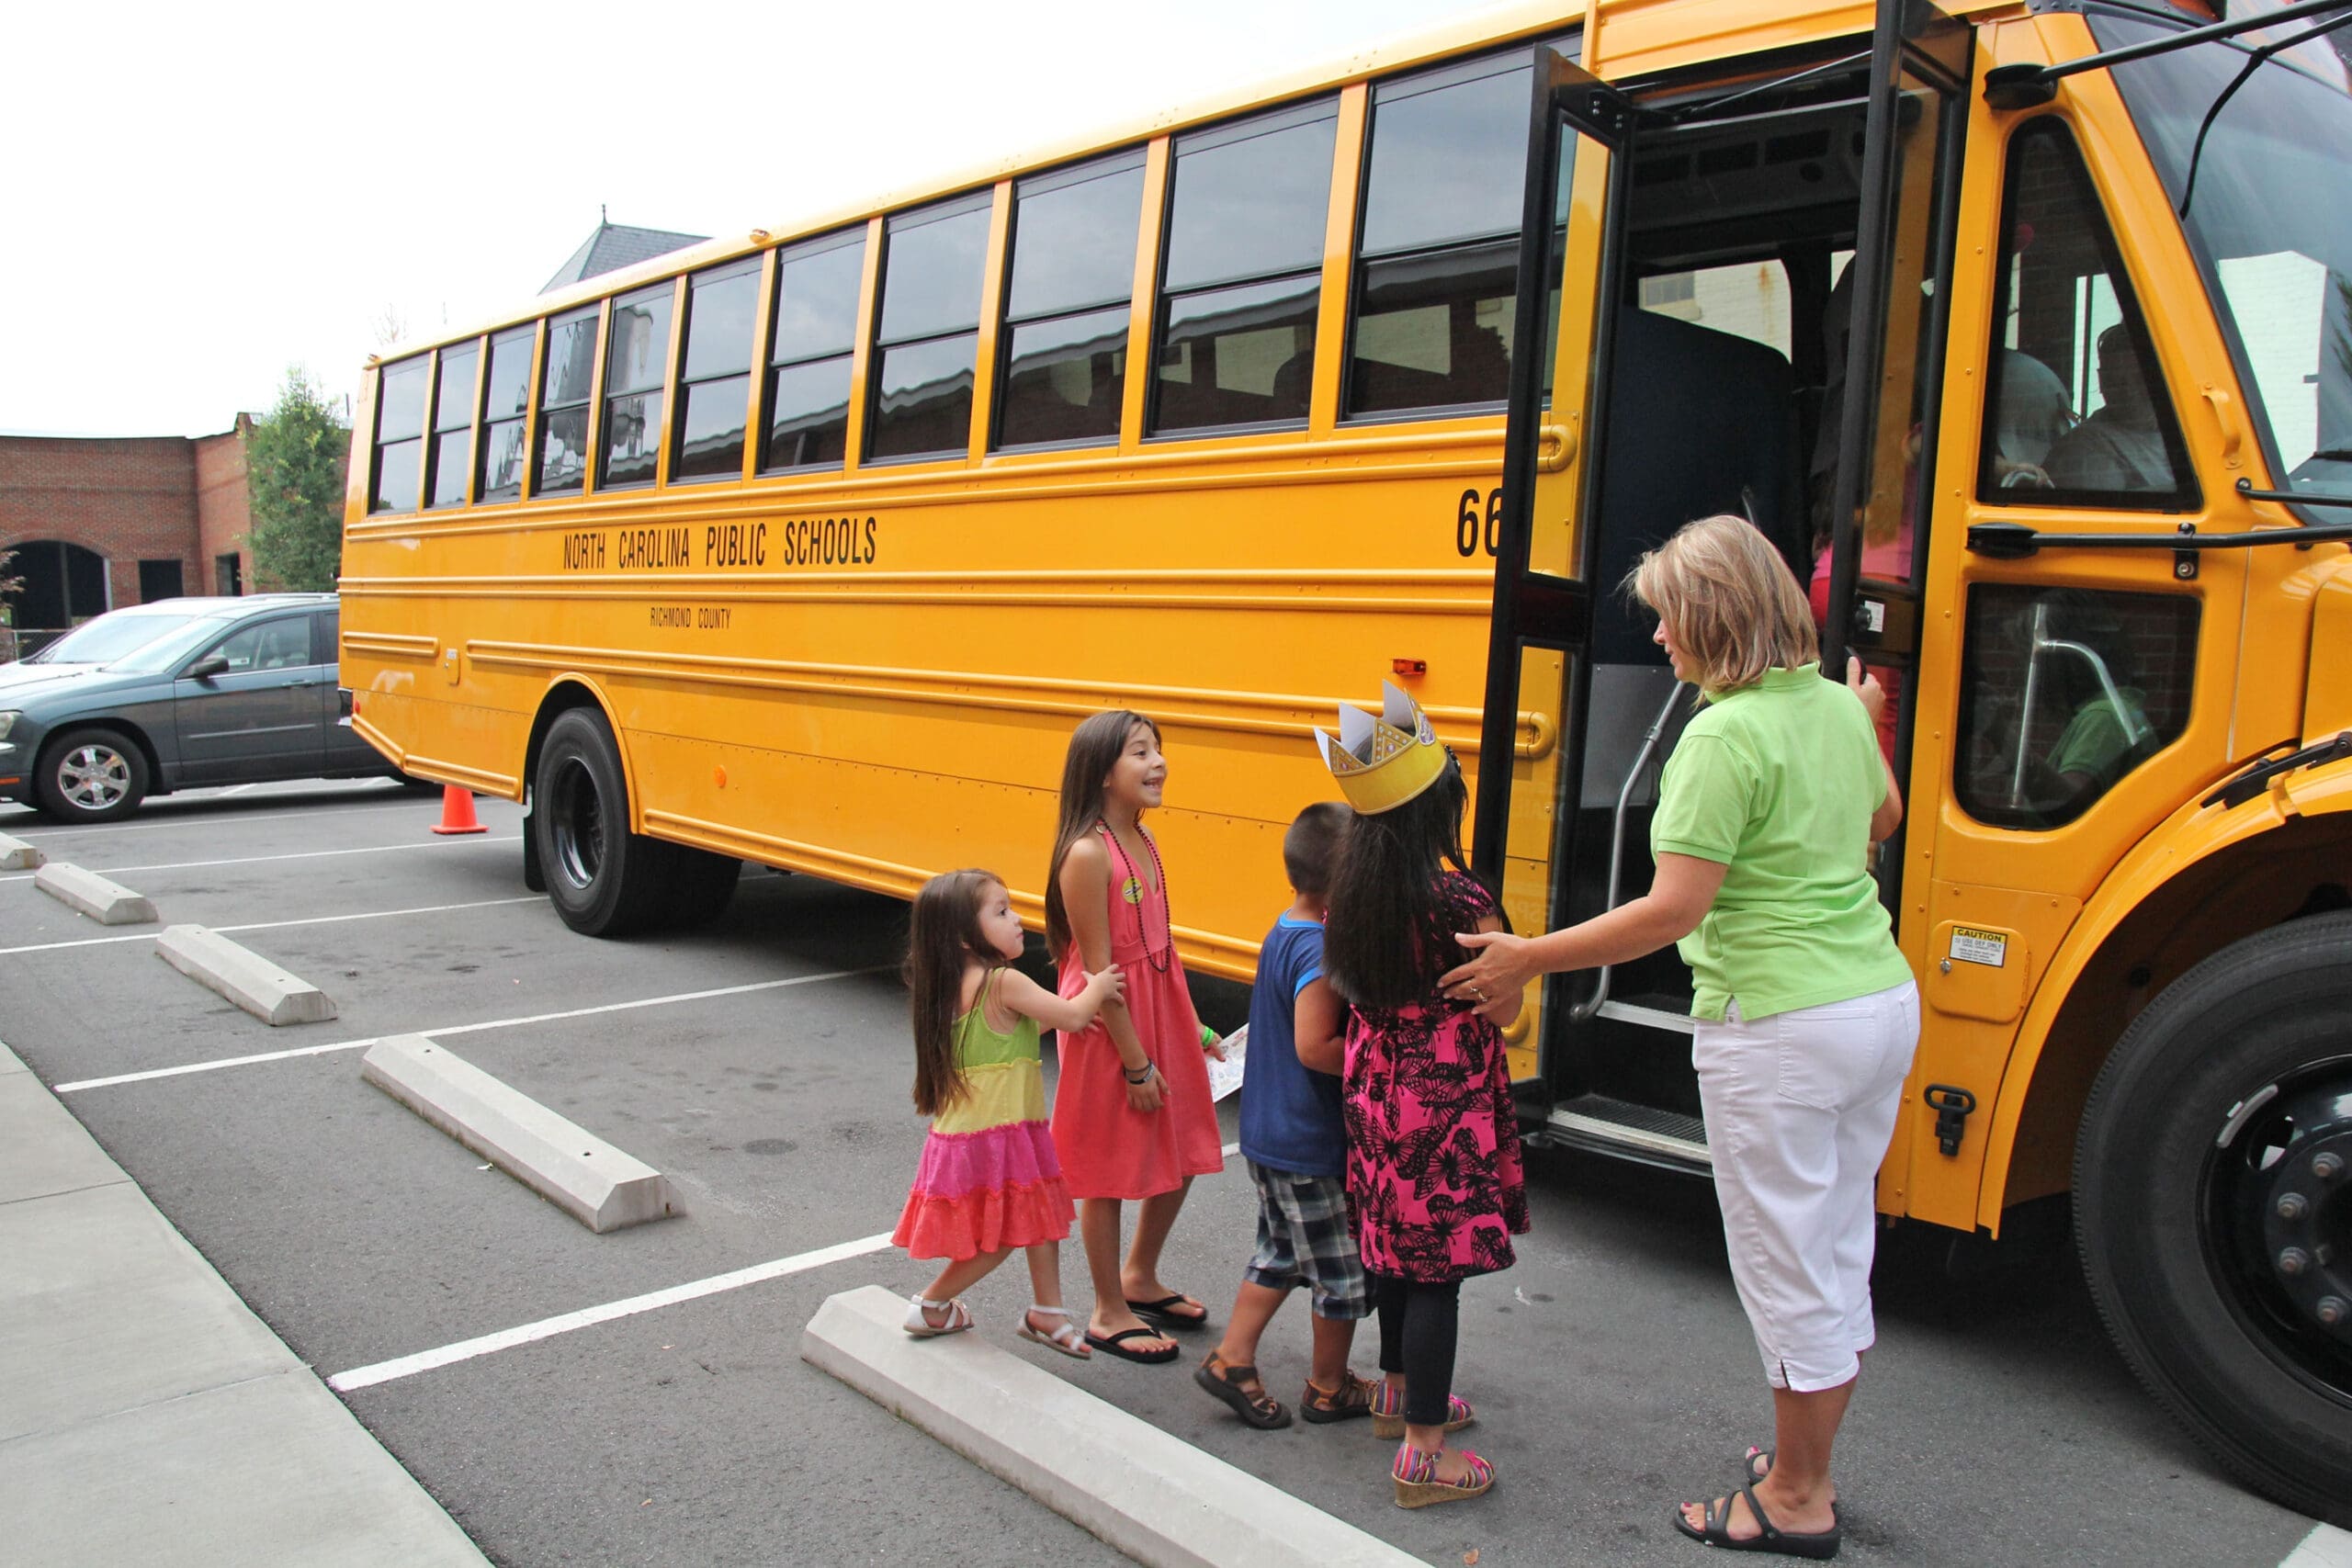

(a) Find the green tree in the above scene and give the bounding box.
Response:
[245,367,350,592]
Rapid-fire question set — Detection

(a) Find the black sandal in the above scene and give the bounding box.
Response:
[1193,1350,1290,1428]
[1125,1292,1209,1331]
[1741,1448,1842,1522]
[1670,1478,1841,1560]
[1084,1326,1179,1364]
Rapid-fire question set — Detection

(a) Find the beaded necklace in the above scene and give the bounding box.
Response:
[1099,818,1174,974]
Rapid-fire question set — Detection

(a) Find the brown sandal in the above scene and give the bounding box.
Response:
[1193,1349,1291,1429]
[1300,1370,1376,1424]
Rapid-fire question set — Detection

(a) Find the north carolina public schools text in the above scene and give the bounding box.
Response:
[560,517,879,571]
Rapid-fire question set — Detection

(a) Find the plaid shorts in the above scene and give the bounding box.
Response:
[1244,1159,1370,1320]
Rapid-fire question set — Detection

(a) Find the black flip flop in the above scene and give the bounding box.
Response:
[1085,1326,1179,1364]
[1670,1477,1841,1560]
[1125,1292,1209,1331]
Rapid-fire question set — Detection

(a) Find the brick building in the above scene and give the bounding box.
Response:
[0,417,272,646]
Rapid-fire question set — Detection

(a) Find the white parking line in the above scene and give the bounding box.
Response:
[2281,1523,2352,1568]
[2,798,430,840]
[51,964,893,1093]
[0,835,521,884]
[327,1231,898,1393]
[328,1141,1246,1392]
[0,896,545,957]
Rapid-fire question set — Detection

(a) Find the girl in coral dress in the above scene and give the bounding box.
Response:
[1046,710,1227,1363]
[895,868,1122,1356]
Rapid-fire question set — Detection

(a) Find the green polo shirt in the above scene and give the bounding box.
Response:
[1649,663,1912,1021]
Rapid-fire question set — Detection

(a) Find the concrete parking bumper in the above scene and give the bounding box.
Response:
[0,832,42,871]
[156,924,338,1025]
[0,1038,489,1565]
[803,1284,1427,1568]
[361,1034,676,1233]
[33,863,155,925]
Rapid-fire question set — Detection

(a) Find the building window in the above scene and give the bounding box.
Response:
[869,194,991,463]
[138,559,184,602]
[425,341,480,509]
[673,259,760,482]
[601,284,673,489]
[996,152,1144,449]
[477,326,535,503]
[762,229,866,473]
[1153,98,1339,434]
[370,355,429,513]
[1349,54,1533,418]
[215,552,243,596]
[535,306,599,496]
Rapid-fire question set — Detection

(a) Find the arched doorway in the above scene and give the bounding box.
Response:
[5,539,111,637]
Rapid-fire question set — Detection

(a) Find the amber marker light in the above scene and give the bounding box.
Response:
[1391,659,1426,676]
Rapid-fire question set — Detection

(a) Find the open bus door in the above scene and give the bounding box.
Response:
[1476,2,1969,1171]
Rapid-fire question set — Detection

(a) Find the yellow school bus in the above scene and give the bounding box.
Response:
[343,0,2352,1518]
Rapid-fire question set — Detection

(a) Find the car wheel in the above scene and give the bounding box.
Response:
[532,708,673,938]
[2074,911,2352,1524]
[38,728,151,823]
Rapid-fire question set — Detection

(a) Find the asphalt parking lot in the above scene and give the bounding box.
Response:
[0,781,2338,1568]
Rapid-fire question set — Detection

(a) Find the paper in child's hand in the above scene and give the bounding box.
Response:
[1205,1023,1248,1101]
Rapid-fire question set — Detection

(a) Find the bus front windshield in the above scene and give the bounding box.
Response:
[2096,6,2352,507]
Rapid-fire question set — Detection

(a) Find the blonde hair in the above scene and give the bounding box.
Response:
[1627,514,1818,695]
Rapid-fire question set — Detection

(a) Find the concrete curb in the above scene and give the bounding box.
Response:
[33,863,155,925]
[802,1285,1425,1568]
[155,925,338,1025]
[360,1035,674,1233]
[0,832,43,871]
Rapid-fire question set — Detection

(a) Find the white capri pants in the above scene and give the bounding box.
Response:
[1691,980,1920,1393]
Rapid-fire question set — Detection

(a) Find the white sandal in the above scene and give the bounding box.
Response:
[1016,1303,1091,1359]
[903,1293,973,1337]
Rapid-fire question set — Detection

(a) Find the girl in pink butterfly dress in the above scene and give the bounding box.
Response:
[1045,710,1227,1363]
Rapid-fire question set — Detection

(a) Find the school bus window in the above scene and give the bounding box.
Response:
[369,355,428,514]
[424,342,479,509]
[673,259,759,483]
[1349,55,1531,418]
[869,193,991,463]
[1153,98,1338,434]
[1954,585,2199,829]
[598,284,673,491]
[535,306,600,496]
[1979,119,2195,508]
[762,229,865,474]
[997,151,1145,449]
[476,325,535,502]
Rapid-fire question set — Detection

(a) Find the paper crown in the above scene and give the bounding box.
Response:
[1316,681,1448,815]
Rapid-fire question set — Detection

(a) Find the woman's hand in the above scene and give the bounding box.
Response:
[1846,655,1885,726]
[1124,1062,1166,1112]
[1441,930,1537,1021]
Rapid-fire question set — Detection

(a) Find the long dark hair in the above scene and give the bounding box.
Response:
[1044,709,1160,964]
[904,868,1001,1116]
[1321,756,1481,1010]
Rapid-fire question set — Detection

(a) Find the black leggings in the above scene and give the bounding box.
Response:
[1371,1272,1462,1427]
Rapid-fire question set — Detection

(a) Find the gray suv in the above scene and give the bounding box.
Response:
[0,595,403,823]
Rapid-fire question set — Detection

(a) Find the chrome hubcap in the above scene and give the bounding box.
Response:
[59,745,130,809]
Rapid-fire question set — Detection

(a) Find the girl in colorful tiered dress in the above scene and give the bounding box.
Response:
[1316,682,1527,1508]
[1045,710,1228,1363]
[895,868,1123,1356]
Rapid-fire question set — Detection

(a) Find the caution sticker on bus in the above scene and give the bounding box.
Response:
[1948,926,2008,968]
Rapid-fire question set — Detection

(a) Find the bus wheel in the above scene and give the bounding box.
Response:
[533,708,672,938]
[2075,911,2352,1524]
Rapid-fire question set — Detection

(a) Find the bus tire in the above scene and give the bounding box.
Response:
[2074,911,2352,1525]
[533,708,671,938]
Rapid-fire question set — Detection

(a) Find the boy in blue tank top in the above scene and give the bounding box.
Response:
[1194,803,1375,1429]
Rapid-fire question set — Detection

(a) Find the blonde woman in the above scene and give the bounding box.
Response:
[1442,513,1914,1561]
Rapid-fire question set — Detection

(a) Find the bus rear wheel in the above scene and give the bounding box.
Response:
[534,708,675,938]
[2075,911,2352,1524]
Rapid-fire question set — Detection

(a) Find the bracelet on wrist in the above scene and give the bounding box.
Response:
[1124,1064,1154,1084]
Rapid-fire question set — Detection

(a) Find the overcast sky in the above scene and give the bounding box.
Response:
[5,0,1510,438]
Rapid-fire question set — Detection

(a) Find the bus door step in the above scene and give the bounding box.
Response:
[1542,1093,1711,1173]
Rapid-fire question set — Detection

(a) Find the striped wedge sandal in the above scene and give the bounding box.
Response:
[1369,1381,1476,1438]
[1392,1441,1495,1509]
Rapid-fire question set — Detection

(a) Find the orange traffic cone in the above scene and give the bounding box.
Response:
[430,785,488,836]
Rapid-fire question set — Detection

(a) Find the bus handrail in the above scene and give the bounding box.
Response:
[1568,680,1691,1023]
